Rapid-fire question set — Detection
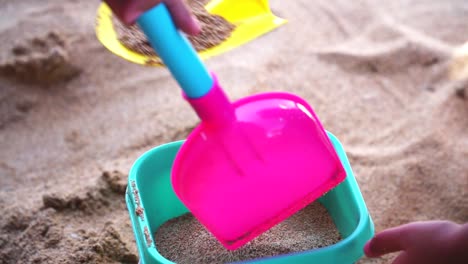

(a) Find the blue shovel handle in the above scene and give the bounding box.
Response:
[137,4,213,98]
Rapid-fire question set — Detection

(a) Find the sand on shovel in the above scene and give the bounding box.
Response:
[113,0,235,65]
[155,202,341,264]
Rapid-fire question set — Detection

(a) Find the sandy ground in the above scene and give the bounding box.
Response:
[1,0,467,263]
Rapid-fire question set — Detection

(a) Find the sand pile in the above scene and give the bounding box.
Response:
[0,31,80,85]
[0,171,137,263]
[156,202,341,263]
[0,0,467,263]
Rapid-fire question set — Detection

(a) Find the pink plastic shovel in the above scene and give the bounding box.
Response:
[124,2,346,250]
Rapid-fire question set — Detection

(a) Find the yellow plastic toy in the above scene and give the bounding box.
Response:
[95,0,287,66]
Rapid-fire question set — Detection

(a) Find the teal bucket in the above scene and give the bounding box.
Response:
[126,132,374,263]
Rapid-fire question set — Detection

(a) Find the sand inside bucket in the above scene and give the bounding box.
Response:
[113,0,235,64]
[155,202,341,264]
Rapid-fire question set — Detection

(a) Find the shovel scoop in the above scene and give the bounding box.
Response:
[133,3,346,250]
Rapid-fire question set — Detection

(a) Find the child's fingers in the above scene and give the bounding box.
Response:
[164,0,201,35]
[104,0,154,24]
[365,221,465,262]
[364,225,409,257]
[104,0,126,22]
[392,252,411,264]
[104,0,200,35]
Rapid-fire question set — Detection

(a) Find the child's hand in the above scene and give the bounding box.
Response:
[364,221,468,264]
[103,0,201,35]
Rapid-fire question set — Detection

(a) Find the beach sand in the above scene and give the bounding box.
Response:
[1,0,467,263]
